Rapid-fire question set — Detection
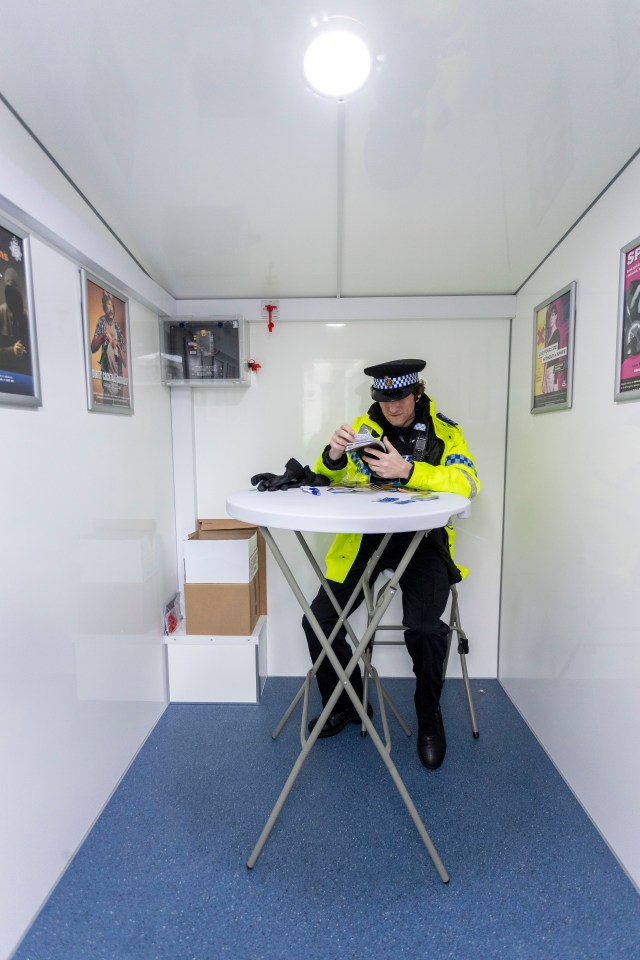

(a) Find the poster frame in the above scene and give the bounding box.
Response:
[81,268,134,414]
[614,234,640,402]
[531,281,576,414]
[0,217,42,407]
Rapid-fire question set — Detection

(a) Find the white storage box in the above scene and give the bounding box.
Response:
[165,615,267,704]
[184,520,258,583]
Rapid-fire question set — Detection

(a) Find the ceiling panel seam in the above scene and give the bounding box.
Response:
[0,91,151,281]
[515,144,640,294]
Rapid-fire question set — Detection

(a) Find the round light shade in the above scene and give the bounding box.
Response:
[303,30,372,98]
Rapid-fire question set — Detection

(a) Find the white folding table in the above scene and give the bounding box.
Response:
[226,485,470,882]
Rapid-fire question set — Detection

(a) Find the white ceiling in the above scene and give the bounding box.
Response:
[1,0,639,300]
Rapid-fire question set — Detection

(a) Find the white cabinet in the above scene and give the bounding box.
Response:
[165,615,267,704]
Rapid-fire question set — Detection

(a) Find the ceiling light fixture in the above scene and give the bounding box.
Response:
[303,26,372,99]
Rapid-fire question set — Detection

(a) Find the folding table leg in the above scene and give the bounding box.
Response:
[249,527,450,883]
[270,531,392,743]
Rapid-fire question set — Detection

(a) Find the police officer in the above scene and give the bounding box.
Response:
[302,359,480,769]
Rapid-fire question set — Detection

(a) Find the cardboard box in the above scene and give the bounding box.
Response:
[183,520,267,635]
[166,616,268,703]
[184,578,259,636]
[184,521,258,583]
[184,520,267,623]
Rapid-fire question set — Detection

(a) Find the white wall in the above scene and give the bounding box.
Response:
[0,102,178,959]
[188,311,510,681]
[501,155,640,888]
[0,236,177,959]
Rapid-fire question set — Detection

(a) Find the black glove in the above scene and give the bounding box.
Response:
[250,471,279,492]
[251,458,330,492]
[251,470,296,492]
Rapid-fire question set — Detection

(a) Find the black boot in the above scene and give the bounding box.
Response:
[417,706,446,769]
[308,702,373,738]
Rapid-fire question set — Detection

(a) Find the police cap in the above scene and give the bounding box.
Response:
[363,358,426,402]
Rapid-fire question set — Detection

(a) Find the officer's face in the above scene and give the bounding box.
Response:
[379,392,416,427]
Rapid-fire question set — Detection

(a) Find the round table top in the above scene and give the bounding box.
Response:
[226,486,470,534]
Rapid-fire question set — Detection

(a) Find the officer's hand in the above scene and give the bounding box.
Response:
[362,437,412,480]
[328,423,355,461]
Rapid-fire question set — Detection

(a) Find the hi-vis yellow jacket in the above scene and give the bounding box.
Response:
[313,397,480,584]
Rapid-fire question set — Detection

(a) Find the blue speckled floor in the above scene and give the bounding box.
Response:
[14,679,640,960]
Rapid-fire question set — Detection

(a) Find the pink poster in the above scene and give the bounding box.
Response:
[618,239,640,398]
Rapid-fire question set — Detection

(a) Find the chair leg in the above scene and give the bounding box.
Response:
[459,646,479,738]
[379,683,413,736]
[361,579,412,740]
[362,640,372,734]
[362,641,412,740]
[447,584,480,739]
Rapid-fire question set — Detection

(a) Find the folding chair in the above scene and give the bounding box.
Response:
[361,573,480,744]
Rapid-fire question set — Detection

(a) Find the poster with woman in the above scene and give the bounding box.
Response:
[81,269,133,414]
[615,236,640,401]
[531,281,576,413]
[0,219,41,407]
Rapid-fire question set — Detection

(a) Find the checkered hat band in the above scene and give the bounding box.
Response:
[372,372,419,390]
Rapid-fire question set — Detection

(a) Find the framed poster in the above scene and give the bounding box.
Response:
[615,235,640,402]
[531,281,576,413]
[0,218,42,407]
[81,270,133,414]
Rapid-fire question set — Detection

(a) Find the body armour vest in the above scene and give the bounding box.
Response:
[368,395,444,482]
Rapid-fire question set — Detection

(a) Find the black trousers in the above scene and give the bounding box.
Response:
[301,532,451,729]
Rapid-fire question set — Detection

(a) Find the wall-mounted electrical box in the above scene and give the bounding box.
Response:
[159,316,248,386]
